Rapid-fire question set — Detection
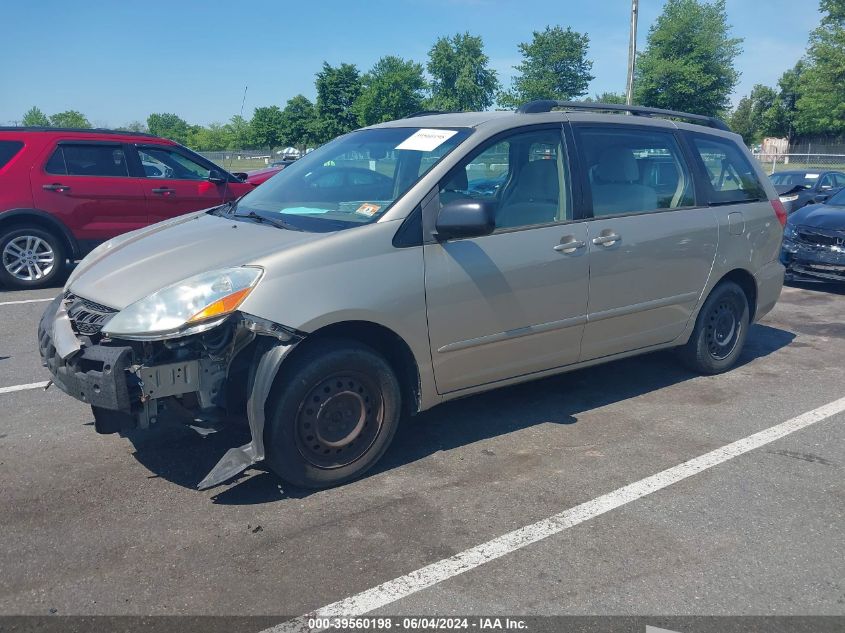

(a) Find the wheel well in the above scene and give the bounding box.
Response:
[291,321,422,416]
[718,268,758,321]
[0,212,77,259]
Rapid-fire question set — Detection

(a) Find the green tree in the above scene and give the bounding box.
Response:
[354,56,426,126]
[250,106,285,148]
[188,123,232,151]
[314,62,362,143]
[762,62,805,141]
[795,0,845,135]
[730,84,778,144]
[280,94,317,149]
[119,121,148,133]
[634,0,742,116]
[499,26,594,108]
[49,110,91,128]
[583,91,628,104]
[22,106,50,127]
[147,112,190,144]
[225,115,254,149]
[427,33,500,111]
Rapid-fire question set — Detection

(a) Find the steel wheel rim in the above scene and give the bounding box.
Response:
[2,235,55,281]
[294,371,384,469]
[706,298,741,361]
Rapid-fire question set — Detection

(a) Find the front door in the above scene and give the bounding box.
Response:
[134,144,242,223]
[573,125,718,361]
[424,126,590,393]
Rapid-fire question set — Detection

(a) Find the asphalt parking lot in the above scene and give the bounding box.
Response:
[0,281,843,624]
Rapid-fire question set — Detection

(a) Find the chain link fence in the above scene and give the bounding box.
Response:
[754,153,845,175]
[196,150,274,172]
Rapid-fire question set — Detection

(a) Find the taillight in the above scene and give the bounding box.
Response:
[771,199,787,227]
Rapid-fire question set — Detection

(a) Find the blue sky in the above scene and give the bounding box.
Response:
[0,0,822,127]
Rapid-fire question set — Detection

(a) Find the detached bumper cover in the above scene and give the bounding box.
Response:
[38,295,301,489]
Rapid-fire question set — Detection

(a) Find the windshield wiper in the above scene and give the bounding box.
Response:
[209,199,238,216]
[234,209,303,231]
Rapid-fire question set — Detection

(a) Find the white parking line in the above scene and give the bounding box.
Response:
[267,395,845,633]
[0,298,53,306]
[0,381,50,394]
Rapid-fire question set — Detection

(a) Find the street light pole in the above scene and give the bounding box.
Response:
[625,0,639,105]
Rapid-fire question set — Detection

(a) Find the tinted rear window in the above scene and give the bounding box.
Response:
[690,135,765,204]
[0,141,24,170]
[45,144,128,177]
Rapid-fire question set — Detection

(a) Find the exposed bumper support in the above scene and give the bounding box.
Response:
[198,338,295,490]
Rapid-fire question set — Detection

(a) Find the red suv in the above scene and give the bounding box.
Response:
[0,128,254,289]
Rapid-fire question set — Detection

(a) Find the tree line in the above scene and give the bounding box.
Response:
[17,0,845,151]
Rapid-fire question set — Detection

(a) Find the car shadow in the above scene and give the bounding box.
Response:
[785,279,845,296]
[126,322,795,505]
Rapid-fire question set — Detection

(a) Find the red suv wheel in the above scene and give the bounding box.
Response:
[0,225,66,289]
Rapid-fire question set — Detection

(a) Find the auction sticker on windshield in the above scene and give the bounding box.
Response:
[355,203,382,217]
[396,128,458,152]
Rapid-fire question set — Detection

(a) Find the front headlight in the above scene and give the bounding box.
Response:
[102,267,263,340]
[779,194,799,203]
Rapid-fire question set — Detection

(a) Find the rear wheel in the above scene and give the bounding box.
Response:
[679,280,750,374]
[0,226,66,289]
[264,339,401,489]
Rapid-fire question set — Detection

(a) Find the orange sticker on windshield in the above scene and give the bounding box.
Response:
[355,203,381,217]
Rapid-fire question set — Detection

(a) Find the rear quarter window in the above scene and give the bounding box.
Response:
[0,141,24,170]
[689,134,765,204]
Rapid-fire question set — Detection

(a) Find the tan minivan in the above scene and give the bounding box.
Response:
[38,102,786,489]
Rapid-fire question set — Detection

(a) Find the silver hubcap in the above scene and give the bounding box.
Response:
[2,235,55,281]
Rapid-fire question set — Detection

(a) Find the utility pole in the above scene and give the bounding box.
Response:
[625,0,639,105]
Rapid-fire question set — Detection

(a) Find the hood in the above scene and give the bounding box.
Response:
[774,183,808,196]
[788,202,845,231]
[68,212,325,309]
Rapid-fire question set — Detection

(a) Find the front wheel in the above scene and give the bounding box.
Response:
[679,280,750,374]
[264,340,401,489]
[0,226,66,289]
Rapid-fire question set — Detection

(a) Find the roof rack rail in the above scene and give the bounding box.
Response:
[406,110,457,118]
[515,100,731,132]
[0,126,158,137]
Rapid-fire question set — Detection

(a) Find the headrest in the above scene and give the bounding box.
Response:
[596,148,639,183]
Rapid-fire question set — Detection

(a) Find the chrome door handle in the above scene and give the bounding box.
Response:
[42,183,70,192]
[554,239,586,254]
[592,233,621,246]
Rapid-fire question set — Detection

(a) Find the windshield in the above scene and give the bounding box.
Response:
[770,172,819,188]
[234,127,472,231]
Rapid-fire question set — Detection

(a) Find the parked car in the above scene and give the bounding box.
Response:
[781,186,845,283]
[0,127,254,288]
[245,161,294,186]
[38,102,785,491]
[771,169,845,214]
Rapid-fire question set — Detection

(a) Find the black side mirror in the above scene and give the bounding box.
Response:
[434,199,496,241]
[232,172,248,181]
[208,169,226,184]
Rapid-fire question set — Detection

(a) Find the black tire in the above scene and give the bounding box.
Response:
[679,280,750,374]
[0,225,66,289]
[264,339,401,489]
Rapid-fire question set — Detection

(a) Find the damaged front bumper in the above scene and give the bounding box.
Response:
[781,232,845,283]
[37,294,301,489]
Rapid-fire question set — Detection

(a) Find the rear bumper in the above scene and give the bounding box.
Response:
[754,260,785,321]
